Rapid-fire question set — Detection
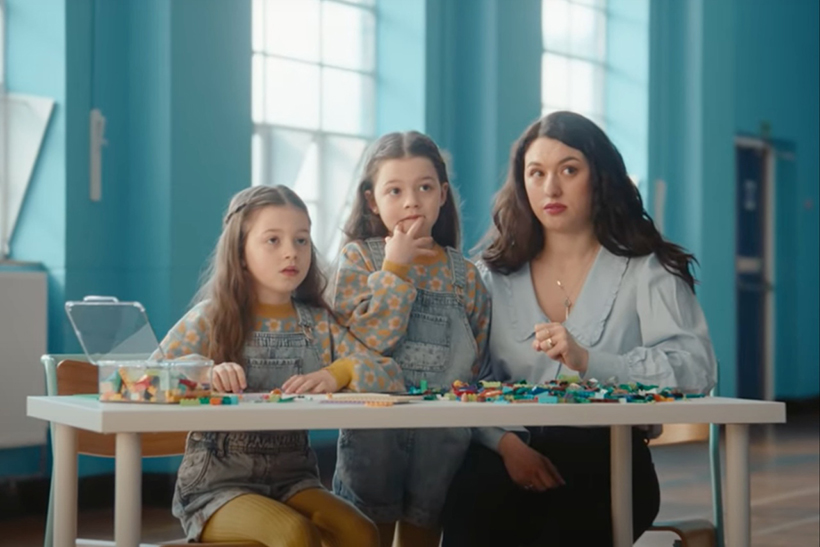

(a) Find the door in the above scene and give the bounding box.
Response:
[735,144,768,399]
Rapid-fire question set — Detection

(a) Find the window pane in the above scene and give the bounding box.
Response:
[542,0,571,54]
[322,70,374,135]
[264,0,320,62]
[568,58,596,114]
[570,3,605,61]
[334,0,375,6]
[293,140,320,202]
[265,128,319,201]
[323,136,367,209]
[573,0,606,10]
[252,132,264,187]
[252,0,265,52]
[252,54,265,123]
[265,57,320,129]
[542,53,570,109]
[594,64,605,116]
[321,135,368,253]
[304,201,323,253]
[322,2,376,71]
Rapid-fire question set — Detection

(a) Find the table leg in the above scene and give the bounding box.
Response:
[115,433,142,547]
[725,424,750,547]
[53,424,78,547]
[611,425,633,547]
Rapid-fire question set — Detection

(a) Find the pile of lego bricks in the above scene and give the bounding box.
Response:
[407,377,706,404]
[100,368,210,403]
[178,389,296,405]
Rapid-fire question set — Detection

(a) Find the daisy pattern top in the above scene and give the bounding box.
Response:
[333,240,491,360]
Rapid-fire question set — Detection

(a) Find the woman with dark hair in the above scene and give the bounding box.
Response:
[441,112,717,546]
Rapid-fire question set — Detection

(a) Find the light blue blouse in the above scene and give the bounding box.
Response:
[474,246,717,450]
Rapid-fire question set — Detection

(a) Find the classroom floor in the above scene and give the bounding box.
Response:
[3,410,818,547]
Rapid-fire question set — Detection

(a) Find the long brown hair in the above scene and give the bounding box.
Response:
[195,185,328,364]
[343,131,461,249]
[482,111,697,290]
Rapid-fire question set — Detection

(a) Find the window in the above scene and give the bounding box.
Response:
[541,0,607,128]
[251,0,377,256]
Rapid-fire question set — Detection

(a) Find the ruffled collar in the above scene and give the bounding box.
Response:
[499,246,629,346]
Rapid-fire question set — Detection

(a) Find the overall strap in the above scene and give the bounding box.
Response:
[293,301,316,341]
[364,238,386,269]
[446,247,467,305]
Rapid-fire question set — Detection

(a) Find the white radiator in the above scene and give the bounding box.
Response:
[0,269,47,448]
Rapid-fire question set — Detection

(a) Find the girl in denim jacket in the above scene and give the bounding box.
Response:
[331,132,491,547]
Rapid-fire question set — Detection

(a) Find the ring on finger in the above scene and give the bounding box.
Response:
[547,337,554,348]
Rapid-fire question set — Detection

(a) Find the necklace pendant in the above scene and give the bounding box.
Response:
[564,298,572,309]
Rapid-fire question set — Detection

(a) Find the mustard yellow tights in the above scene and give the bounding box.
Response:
[201,489,379,547]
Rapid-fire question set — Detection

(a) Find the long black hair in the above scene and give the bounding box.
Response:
[481,111,697,290]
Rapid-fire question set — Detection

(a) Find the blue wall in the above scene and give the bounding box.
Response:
[168,0,252,327]
[6,0,68,354]
[649,0,738,397]
[649,0,819,399]
[376,0,426,134]
[424,0,542,251]
[4,0,251,478]
[734,0,819,399]
[606,0,650,198]
[10,0,251,352]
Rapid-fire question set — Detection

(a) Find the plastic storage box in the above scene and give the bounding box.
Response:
[65,296,213,403]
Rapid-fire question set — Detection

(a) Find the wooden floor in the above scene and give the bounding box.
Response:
[638,411,820,547]
[3,413,818,547]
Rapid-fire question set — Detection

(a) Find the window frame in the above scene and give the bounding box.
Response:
[251,0,377,256]
[541,0,608,127]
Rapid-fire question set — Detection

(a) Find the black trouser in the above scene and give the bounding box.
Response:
[441,427,660,547]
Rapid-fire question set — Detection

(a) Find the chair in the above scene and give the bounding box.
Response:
[42,355,260,547]
[646,380,725,547]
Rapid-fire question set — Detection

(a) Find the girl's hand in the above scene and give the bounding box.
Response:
[533,322,590,375]
[383,217,436,265]
[212,362,247,393]
[282,370,339,395]
[498,433,564,492]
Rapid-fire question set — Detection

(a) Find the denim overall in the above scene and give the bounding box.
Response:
[333,239,477,529]
[172,302,325,541]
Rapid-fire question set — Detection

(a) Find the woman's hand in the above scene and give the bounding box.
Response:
[498,433,564,492]
[383,217,436,265]
[533,322,590,375]
[212,362,247,393]
[282,370,339,394]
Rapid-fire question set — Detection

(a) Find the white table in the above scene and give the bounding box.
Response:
[28,395,785,547]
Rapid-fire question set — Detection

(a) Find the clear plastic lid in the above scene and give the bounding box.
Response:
[65,296,165,364]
